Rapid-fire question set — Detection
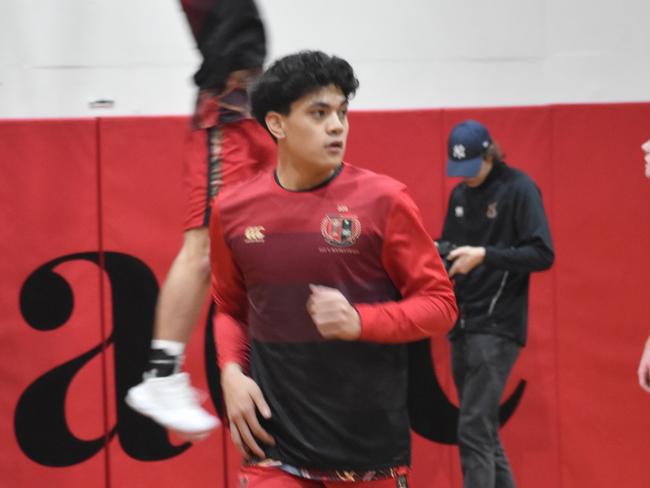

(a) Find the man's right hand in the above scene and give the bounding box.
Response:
[221,362,275,459]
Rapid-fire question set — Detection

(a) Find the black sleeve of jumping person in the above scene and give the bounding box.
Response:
[192,0,266,90]
[483,177,554,272]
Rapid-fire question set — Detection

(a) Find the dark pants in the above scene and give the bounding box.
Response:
[451,333,521,488]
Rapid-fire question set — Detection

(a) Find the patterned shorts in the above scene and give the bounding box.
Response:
[183,69,276,230]
[239,462,409,488]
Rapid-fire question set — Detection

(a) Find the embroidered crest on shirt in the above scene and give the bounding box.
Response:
[244,225,265,243]
[455,206,464,218]
[321,214,361,247]
[486,202,498,219]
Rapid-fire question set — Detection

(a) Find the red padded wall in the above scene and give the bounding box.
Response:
[551,104,650,488]
[2,102,650,487]
[98,117,227,488]
[0,119,109,487]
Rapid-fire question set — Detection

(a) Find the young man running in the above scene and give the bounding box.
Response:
[210,50,458,487]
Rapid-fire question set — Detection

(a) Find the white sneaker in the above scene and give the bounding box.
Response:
[125,372,220,434]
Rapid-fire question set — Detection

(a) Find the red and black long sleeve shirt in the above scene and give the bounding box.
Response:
[210,163,457,472]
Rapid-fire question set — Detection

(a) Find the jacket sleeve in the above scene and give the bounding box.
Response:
[190,0,266,90]
[440,189,457,242]
[355,189,458,343]
[483,179,554,272]
[209,200,249,369]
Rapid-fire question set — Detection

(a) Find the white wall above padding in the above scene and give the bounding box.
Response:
[0,0,649,117]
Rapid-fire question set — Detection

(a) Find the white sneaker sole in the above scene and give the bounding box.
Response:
[125,387,219,435]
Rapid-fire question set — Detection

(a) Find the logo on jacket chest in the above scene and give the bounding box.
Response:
[486,201,498,219]
[320,212,361,248]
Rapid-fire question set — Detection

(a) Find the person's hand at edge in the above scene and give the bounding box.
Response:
[637,336,650,393]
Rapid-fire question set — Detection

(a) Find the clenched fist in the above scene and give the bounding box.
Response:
[306,284,361,341]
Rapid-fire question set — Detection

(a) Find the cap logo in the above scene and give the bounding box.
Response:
[452,144,466,160]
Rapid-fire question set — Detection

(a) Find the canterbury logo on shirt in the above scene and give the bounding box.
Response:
[244,226,265,243]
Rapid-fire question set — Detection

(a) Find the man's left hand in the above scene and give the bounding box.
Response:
[307,284,361,340]
[447,246,486,277]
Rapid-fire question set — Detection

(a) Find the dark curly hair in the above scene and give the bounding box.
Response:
[250,50,359,131]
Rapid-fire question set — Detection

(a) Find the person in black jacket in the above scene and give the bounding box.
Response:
[439,120,554,488]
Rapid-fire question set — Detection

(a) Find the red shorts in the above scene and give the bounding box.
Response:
[238,465,410,488]
[182,118,276,230]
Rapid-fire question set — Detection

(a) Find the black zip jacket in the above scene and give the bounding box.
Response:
[441,161,554,345]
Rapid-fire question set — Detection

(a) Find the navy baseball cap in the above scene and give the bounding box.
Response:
[446,120,492,177]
